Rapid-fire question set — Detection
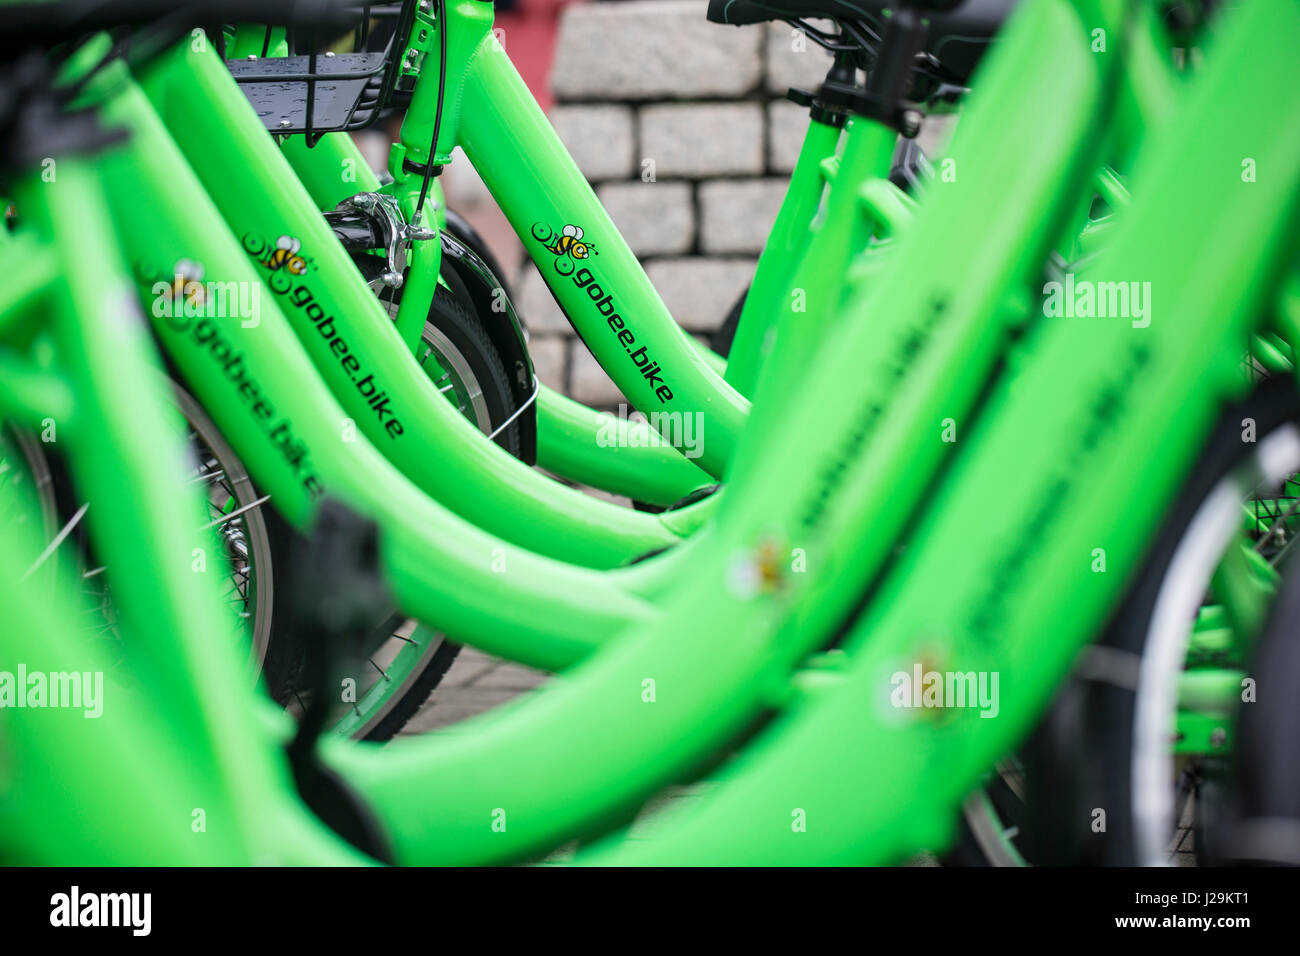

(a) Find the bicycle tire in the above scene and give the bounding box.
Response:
[1218,530,1300,864]
[956,378,1300,865]
[303,279,529,739]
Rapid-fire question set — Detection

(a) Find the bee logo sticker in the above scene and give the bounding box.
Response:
[241,232,315,294]
[263,235,309,276]
[532,222,596,275]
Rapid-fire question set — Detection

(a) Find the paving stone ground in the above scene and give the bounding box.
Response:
[397,647,549,735]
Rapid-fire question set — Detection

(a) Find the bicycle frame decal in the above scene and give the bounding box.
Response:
[530,213,685,405]
[438,13,750,474]
[148,257,262,327]
[242,232,407,439]
[534,221,596,267]
[568,264,676,404]
[257,233,311,276]
[964,338,1153,645]
[142,259,328,500]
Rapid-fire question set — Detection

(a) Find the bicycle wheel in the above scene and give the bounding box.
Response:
[300,279,530,739]
[28,380,278,681]
[957,378,1300,865]
[255,516,461,742]
[26,376,451,740]
[267,271,529,739]
[175,383,276,675]
[382,281,524,458]
[0,423,59,574]
[1222,536,1300,864]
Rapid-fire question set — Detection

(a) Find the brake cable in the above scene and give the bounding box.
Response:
[412,0,446,231]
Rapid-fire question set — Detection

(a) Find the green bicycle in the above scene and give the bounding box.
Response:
[5,0,1298,868]
[5,0,1010,736]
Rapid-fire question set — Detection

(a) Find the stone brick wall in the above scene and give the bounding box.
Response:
[516,0,841,408]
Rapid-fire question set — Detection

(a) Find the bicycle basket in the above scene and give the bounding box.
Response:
[223,1,416,145]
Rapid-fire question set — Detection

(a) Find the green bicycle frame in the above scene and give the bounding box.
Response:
[137,39,715,571]
[321,0,1161,864]
[224,25,716,506]
[266,2,908,497]
[11,0,1275,869]
[391,1,749,477]
[40,7,933,682]
[73,57,682,671]
[583,0,1300,863]
[136,19,917,565]
[0,156,361,865]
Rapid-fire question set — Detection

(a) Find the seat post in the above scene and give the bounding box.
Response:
[854,4,930,137]
[786,50,855,130]
[788,6,930,138]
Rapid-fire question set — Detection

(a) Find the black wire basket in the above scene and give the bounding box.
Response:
[222,2,415,145]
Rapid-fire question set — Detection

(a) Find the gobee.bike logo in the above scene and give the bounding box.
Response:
[530,220,676,405]
[134,256,324,501]
[242,232,406,440]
